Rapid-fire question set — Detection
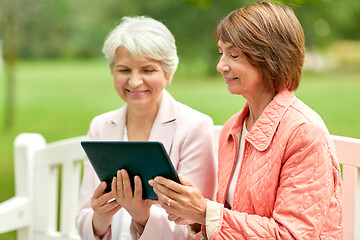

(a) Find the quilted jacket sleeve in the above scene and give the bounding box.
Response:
[209,122,341,239]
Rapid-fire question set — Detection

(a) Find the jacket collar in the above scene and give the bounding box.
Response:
[227,90,296,151]
[106,89,176,153]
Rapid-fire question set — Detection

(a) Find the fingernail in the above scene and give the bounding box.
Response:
[148,179,154,185]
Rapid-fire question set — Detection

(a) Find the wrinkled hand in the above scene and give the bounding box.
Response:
[112,169,153,227]
[91,182,122,237]
[148,175,207,225]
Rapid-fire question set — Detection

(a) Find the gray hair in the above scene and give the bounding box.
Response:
[102,16,179,76]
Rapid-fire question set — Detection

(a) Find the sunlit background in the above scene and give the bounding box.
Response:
[1,0,359,239]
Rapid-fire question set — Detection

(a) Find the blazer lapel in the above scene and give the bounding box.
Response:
[149,90,177,154]
[103,106,127,140]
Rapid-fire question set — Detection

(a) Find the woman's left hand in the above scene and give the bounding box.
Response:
[112,169,153,227]
[148,175,207,225]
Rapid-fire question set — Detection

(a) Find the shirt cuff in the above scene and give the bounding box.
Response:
[205,200,222,239]
[187,223,207,239]
[130,218,145,239]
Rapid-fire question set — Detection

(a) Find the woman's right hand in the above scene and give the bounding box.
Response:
[91,181,122,237]
[149,175,207,225]
[111,169,153,227]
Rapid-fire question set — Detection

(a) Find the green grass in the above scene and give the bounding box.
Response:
[0,59,360,239]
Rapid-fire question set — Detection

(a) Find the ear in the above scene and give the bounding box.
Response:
[166,74,174,85]
[110,63,114,75]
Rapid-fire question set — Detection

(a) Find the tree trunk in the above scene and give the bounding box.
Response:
[2,0,17,132]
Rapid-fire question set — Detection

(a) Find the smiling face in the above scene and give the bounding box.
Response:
[112,46,172,111]
[217,40,264,98]
[216,40,275,102]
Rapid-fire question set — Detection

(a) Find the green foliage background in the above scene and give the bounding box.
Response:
[2,0,360,72]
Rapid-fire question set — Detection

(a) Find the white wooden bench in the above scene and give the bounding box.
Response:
[0,133,86,240]
[0,126,359,240]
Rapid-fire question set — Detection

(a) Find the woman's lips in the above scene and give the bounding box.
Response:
[127,89,149,97]
[225,77,238,84]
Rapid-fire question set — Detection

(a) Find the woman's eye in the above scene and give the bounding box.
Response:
[144,69,155,73]
[230,54,239,59]
[118,69,129,72]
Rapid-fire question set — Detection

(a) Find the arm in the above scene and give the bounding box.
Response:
[76,117,122,240]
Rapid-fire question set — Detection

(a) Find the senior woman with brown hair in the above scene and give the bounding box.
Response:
[149,2,344,239]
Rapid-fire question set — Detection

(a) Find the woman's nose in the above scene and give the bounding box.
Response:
[216,58,230,73]
[128,73,143,87]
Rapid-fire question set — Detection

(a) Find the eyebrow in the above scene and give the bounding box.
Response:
[114,64,128,68]
[114,64,159,69]
[217,43,236,50]
[142,64,158,68]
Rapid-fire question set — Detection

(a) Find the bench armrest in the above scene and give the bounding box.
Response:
[0,196,30,234]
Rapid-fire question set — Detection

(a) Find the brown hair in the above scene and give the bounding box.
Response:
[215,1,305,91]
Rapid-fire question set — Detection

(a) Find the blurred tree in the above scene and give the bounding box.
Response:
[0,0,359,130]
[295,0,360,49]
[0,0,38,131]
[6,0,358,61]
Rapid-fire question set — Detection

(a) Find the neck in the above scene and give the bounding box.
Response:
[245,91,276,131]
[126,101,160,141]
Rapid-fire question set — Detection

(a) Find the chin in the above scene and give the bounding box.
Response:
[227,87,241,95]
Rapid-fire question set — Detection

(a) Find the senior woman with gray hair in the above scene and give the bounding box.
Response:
[76,16,216,240]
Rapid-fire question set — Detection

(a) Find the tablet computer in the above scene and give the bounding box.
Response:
[81,141,180,199]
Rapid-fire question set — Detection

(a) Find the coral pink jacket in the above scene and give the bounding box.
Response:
[212,90,343,239]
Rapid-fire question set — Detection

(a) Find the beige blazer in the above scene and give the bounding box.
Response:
[76,90,217,240]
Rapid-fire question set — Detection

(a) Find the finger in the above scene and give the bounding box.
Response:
[121,169,134,200]
[146,199,159,205]
[151,186,168,207]
[92,194,121,215]
[111,176,117,198]
[145,199,156,208]
[106,199,122,211]
[148,179,155,187]
[93,181,107,199]
[106,204,122,217]
[168,213,179,221]
[151,179,178,202]
[152,186,176,209]
[153,176,184,194]
[150,179,178,208]
[174,218,188,225]
[116,170,125,199]
[178,174,195,187]
[133,175,143,201]
[93,183,115,204]
[100,199,122,215]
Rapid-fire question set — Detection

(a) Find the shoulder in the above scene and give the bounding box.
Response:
[90,108,123,126]
[176,101,213,123]
[173,101,214,138]
[87,107,125,137]
[282,98,329,135]
[278,98,333,154]
[163,90,213,126]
